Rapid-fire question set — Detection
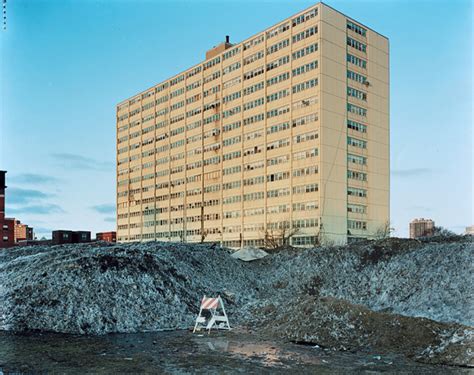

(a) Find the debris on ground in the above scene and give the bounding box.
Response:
[0,237,472,367]
[231,247,269,262]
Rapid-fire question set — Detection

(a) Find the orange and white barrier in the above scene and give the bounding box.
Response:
[193,295,231,333]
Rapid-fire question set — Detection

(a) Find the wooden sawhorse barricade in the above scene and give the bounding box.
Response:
[193,295,231,333]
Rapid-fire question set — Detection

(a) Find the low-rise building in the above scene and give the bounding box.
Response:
[465,225,474,235]
[52,230,91,245]
[409,218,434,239]
[1,171,34,248]
[96,231,117,242]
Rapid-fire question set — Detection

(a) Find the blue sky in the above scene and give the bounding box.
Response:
[0,0,472,239]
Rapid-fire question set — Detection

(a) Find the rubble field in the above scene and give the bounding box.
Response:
[0,237,472,367]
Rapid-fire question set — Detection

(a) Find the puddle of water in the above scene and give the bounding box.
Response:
[0,330,469,374]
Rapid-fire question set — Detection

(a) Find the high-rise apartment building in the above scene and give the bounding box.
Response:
[116,2,389,247]
[409,218,434,239]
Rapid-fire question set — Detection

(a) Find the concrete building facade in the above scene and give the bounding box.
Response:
[116,2,390,247]
[409,218,435,239]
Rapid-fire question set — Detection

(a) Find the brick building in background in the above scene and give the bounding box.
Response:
[1,171,34,248]
[96,231,117,242]
[116,3,389,247]
[52,230,91,245]
[409,218,435,239]
[1,171,15,248]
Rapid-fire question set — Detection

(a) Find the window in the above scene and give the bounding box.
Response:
[347,103,367,117]
[243,98,264,111]
[267,171,290,182]
[293,113,318,127]
[266,56,290,72]
[267,39,289,55]
[348,187,367,198]
[293,166,318,177]
[292,26,318,44]
[348,220,367,230]
[267,188,290,198]
[293,131,318,144]
[223,106,241,118]
[347,21,367,37]
[347,170,367,181]
[244,66,264,80]
[267,121,290,134]
[293,148,318,160]
[223,121,241,133]
[292,43,318,60]
[292,61,318,77]
[293,183,318,194]
[347,119,367,133]
[347,37,366,52]
[292,7,318,27]
[223,166,240,178]
[292,96,318,111]
[243,113,265,126]
[348,153,367,165]
[243,34,264,51]
[223,46,241,60]
[223,77,241,89]
[348,204,366,214]
[267,89,289,103]
[243,81,264,96]
[266,22,290,39]
[267,105,290,119]
[347,54,367,69]
[293,219,318,228]
[292,79,318,94]
[293,201,318,211]
[347,136,367,149]
[243,51,264,65]
[223,91,241,103]
[223,61,241,75]
[170,87,185,98]
[203,56,220,70]
[292,236,318,246]
[348,87,367,101]
[170,74,185,86]
[267,72,290,87]
[347,70,367,84]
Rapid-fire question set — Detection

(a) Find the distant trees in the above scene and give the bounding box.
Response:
[432,226,457,237]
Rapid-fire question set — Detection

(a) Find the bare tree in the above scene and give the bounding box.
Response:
[432,226,457,237]
[374,220,394,239]
[200,229,208,243]
[262,220,300,250]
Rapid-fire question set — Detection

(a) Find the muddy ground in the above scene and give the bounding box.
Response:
[0,329,471,374]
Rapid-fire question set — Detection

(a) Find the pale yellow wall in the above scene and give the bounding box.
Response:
[116,2,389,247]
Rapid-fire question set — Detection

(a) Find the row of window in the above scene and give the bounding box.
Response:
[120,31,320,114]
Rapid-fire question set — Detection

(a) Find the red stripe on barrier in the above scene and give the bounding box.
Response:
[201,297,219,309]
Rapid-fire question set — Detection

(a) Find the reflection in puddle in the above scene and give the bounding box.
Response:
[0,330,468,374]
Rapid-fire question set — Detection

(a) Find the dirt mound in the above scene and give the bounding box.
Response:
[0,242,256,334]
[0,237,472,367]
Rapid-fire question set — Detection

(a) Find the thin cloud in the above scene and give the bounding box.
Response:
[409,205,433,212]
[91,203,116,214]
[7,204,64,215]
[9,173,59,185]
[391,168,432,177]
[104,217,116,223]
[51,153,114,171]
[8,187,52,205]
